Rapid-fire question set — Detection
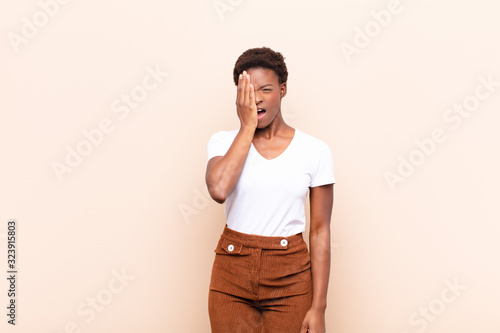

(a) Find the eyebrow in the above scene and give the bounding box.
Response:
[258,84,273,89]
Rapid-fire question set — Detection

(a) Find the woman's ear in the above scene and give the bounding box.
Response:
[280,82,287,98]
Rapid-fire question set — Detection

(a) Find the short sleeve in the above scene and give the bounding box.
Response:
[310,142,335,187]
[207,131,229,163]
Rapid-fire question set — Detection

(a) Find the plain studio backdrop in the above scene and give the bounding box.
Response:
[1,0,499,332]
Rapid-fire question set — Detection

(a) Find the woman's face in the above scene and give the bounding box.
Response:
[246,67,287,128]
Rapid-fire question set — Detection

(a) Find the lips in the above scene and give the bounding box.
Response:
[257,108,266,120]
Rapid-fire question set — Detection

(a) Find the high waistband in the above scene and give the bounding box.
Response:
[221,224,305,250]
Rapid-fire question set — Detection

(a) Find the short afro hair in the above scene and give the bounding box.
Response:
[233,47,288,86]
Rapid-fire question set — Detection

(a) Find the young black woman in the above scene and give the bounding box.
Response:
[206,47,335,333]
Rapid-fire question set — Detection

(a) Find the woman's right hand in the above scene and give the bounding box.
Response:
[236,70,258,129]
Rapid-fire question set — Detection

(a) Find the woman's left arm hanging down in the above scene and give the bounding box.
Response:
[300,183,334,333]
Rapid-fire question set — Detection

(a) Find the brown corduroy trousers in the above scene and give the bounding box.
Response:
[208,224,312,333]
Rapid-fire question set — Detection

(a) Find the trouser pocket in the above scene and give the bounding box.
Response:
[209,237,254,298]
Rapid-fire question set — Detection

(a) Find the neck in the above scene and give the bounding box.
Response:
[255,111,290,139]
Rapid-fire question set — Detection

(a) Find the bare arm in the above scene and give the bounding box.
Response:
[205,71,258,204]
[205,126,254,203]
[300,183,334,333]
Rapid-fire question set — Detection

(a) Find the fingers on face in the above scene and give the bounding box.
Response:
[238,70,255,107]
[242,70,250,105]
[238,72,244,93]
[239,71,246,101]
[249,81,254,102]
[237,71,246,106]
[243,71,249,103]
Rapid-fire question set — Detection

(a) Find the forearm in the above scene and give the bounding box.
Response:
[309,224,331,311]
[206,125,255,202]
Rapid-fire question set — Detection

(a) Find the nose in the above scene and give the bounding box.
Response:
[255,92,262,104]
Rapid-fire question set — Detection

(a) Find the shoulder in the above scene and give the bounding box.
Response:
[295,128,331,151]
[208,129,239,142]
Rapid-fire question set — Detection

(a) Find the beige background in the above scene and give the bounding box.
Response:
[1,0,499,332]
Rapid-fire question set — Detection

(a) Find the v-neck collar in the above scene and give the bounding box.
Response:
[251,128,298,161]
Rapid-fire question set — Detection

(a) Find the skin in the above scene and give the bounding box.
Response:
[205,67,334,333]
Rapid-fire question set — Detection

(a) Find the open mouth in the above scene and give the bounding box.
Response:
[257,108,266,119]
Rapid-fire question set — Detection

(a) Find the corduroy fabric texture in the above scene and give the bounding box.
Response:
[208,224,312,332]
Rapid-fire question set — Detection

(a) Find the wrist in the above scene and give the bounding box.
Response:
[311,301,327,312]
[239,124,256,134]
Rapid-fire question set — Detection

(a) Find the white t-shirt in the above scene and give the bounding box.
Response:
[206,128,335,237]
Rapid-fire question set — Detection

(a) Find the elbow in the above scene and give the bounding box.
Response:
[211,192,226,204]
[205,168,229,204]
[214,197,226,204]
[310,219,331,237]
[207,183,227,204]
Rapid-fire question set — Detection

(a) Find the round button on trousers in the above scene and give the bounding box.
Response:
[208,224,313,333]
